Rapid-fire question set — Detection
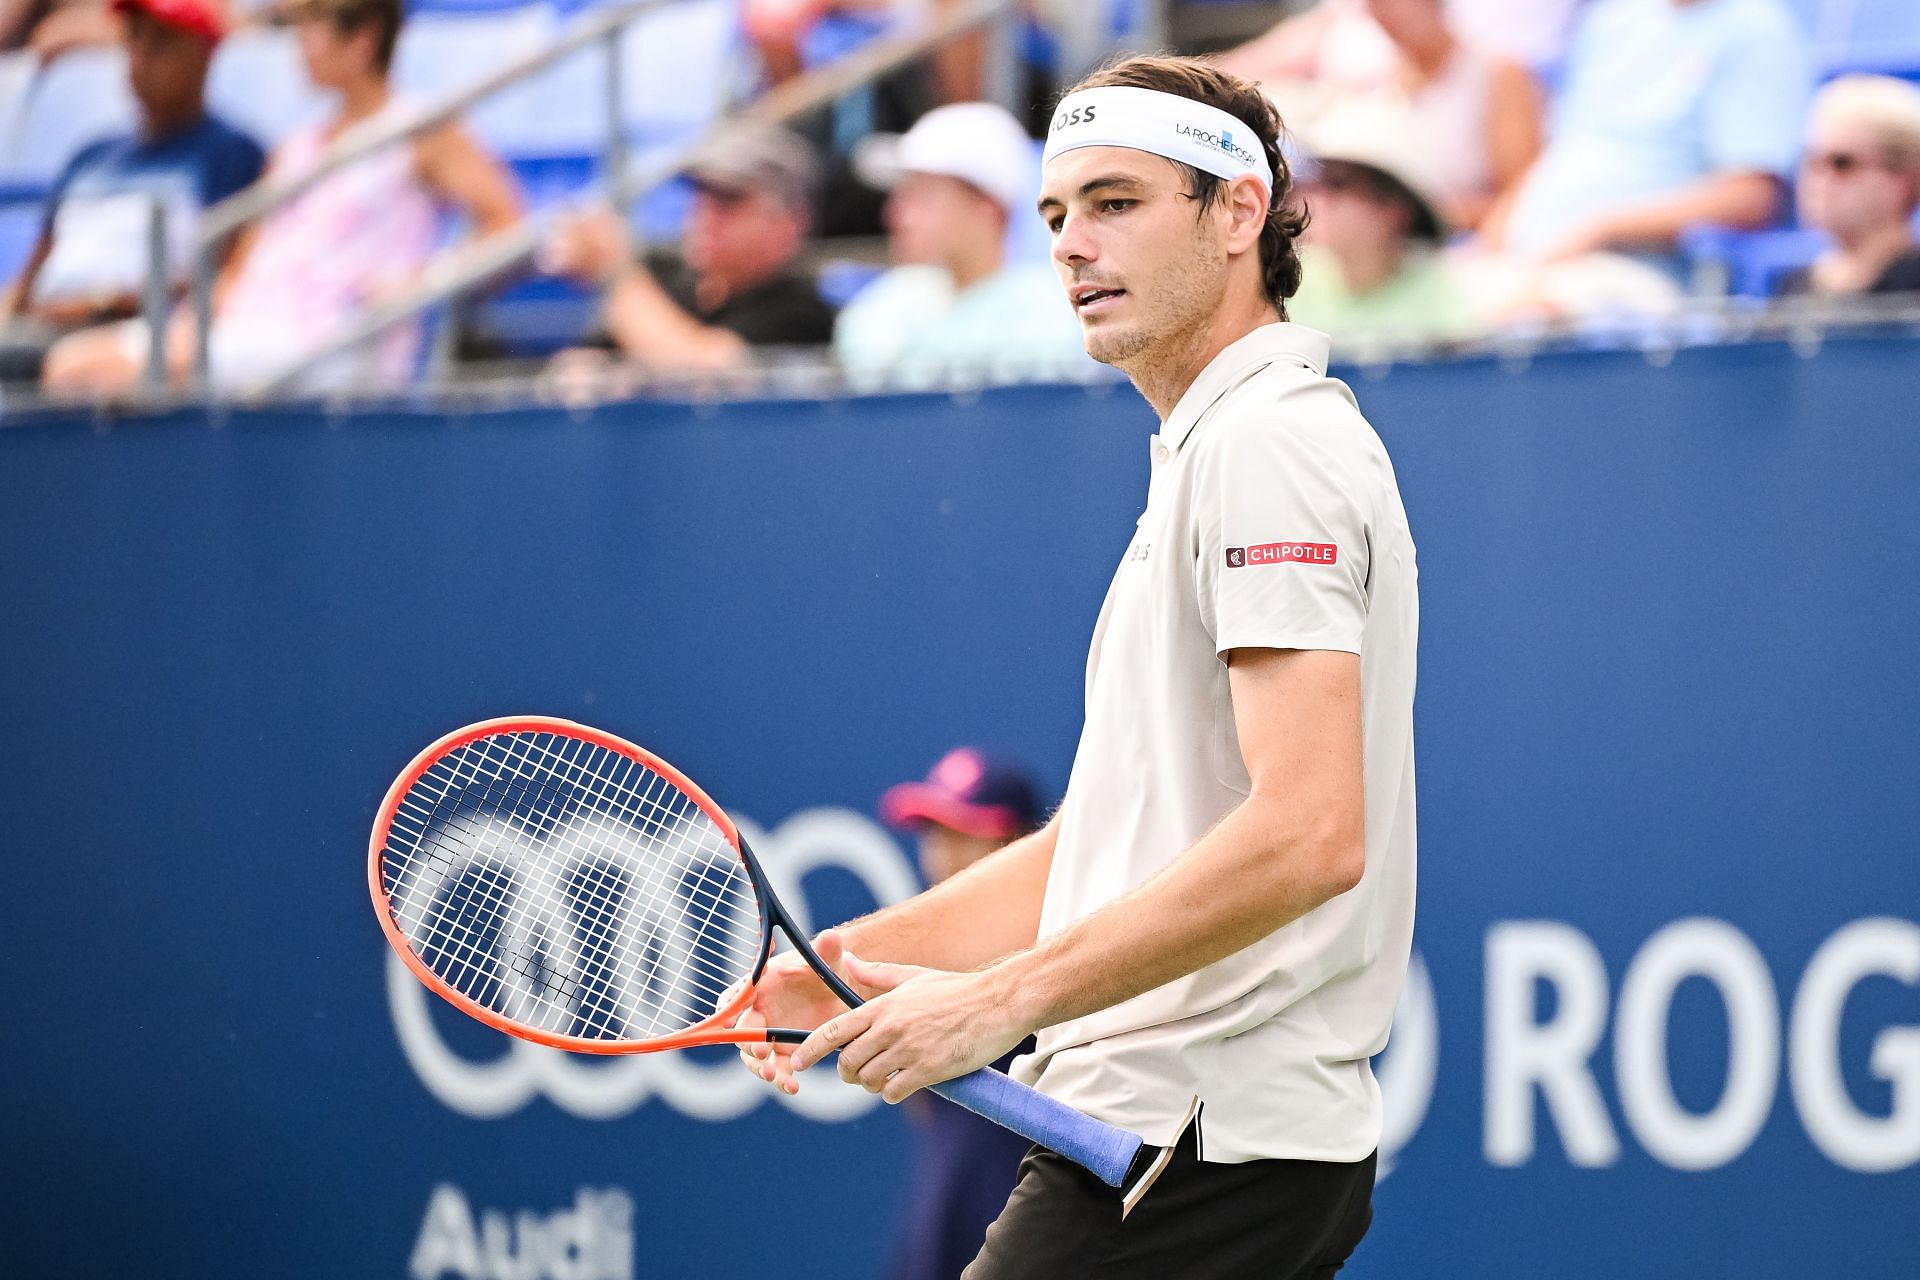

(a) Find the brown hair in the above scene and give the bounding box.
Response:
[1064,55,1309,311]
[290,0,402,74]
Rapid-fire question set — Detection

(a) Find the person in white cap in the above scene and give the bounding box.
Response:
[833,101,1088,383]
[740,54,1417,1279]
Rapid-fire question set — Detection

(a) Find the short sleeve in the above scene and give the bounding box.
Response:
[1191,398,1372,659]
[202,128,268,205]
[1699,13,1810,178]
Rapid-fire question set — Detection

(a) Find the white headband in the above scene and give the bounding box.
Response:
[1041,86,1273,193]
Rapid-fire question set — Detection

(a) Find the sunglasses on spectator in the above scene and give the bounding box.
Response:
[1801,150,1891,176]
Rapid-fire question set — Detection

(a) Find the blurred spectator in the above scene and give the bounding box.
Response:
[1444,0,1586,69]
[1216,0,1545,228]
[1778,76,1920,299]
[1480,0,1810,263]
[878,746,1044,1280]
[543,121,836,377]
[835,102,1085,382]
[1,0,120,58]
[0,0,262,384]
[747,0,987,102]
[41,0,522,396]
[1288,107,1472,343]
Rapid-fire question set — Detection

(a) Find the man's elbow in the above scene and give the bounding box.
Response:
[1711,172,1786,230]
[1318,835,1366,901]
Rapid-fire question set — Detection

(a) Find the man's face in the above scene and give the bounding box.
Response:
[1037,146,1231,368]
[1799,118,1918,241]
[295,16,375,90]
[126,11,212,121]
[683,182,802,281]
[1300,160,1413,258]
[885,172,997,266]
[915,824,1004,886]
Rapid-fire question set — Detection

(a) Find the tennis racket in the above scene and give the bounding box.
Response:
[369,715,1147,1191]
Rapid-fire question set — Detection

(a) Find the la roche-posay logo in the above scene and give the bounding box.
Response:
[1175,122,1259,168]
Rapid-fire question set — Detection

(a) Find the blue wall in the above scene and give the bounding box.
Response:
[3,335,1916,1278]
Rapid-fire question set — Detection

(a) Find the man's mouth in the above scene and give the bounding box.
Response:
[1072,285,1127,313]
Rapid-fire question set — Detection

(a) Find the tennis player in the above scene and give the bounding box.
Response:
[740,53,1418,1279]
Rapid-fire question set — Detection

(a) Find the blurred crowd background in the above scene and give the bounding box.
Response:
[0,0,1915,402]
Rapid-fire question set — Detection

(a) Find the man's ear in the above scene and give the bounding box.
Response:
[1224,174,1270,255]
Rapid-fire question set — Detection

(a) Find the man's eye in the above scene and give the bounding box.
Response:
[1047,216,1065,233]
[1102,199,1136,214]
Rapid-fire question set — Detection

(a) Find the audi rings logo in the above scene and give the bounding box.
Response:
[387,807,921,1123]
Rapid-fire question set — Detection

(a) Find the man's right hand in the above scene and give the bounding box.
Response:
[734,928,855,1095]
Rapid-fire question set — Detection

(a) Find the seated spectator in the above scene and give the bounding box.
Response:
[877,746,1045,1280]
[542,121,837,377]
[1217,0,1545,228]
[1479,0,1809,264]
[1287,107,1472,344]
[1778,75,1920,299]
[2,0,120,58]
[835,101,1086,383]
[42,0,523,396]
[0,0,262,384]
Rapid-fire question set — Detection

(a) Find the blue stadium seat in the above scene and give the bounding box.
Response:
[208,29,331,147]
[1681,224,1829,298]
[1806,0,1920,80]
[3,47,138,187]
[392,5,558,155]
[0,200,41,278]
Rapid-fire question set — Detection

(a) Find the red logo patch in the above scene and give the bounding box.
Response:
[1225,541,1338,568]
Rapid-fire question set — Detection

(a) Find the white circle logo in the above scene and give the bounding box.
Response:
[387,807,920,1123]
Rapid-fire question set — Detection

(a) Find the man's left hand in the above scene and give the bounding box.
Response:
[788,953,1030,1104]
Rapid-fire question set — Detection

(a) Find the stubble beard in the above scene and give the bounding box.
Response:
[1093,231,1228,387]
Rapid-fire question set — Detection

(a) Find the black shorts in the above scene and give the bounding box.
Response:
[961,1124,1376,1280]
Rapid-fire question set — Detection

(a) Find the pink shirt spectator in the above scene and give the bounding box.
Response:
[215,100,440,389]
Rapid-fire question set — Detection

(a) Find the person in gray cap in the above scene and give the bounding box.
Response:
[543,119,837,373]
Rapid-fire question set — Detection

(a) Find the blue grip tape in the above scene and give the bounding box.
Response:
[930,1068,1143,1188]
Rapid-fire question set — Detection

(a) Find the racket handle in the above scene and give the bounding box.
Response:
[930,1068,1143,1189]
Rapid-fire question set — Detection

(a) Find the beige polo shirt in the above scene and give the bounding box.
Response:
[1012,322,1418,1164]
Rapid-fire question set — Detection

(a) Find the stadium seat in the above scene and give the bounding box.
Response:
[392,5,558,155]
[1682,224,1829,298]
[3,47,138,187]
[208,29,331,147]
[0,200,41,278]
[528,0,745,158]
[1806,0,1920,80]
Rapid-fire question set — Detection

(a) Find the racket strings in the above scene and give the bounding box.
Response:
[380,729,765,1043]
[394,735,756,1038]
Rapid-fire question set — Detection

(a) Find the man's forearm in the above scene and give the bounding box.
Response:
[1588,172,1783,251]
[984,791,1361,1034]
[838,817,1059,972]
[605,268,749,372]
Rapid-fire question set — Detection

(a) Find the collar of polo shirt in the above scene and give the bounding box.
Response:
[1159,323,1332,457]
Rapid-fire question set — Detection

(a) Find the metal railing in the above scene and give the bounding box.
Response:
[176,0,1020,400]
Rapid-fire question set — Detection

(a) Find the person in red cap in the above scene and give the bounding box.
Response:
[0,0,263,384]
[877,747,1045,1280]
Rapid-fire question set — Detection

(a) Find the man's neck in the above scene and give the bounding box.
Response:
[1824,220,1917,289]
[695,257,785,312]
[140,104,206,144]
[1126,288,1281,422]
[946,236,1004,294]
[1335,239,1408,296]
